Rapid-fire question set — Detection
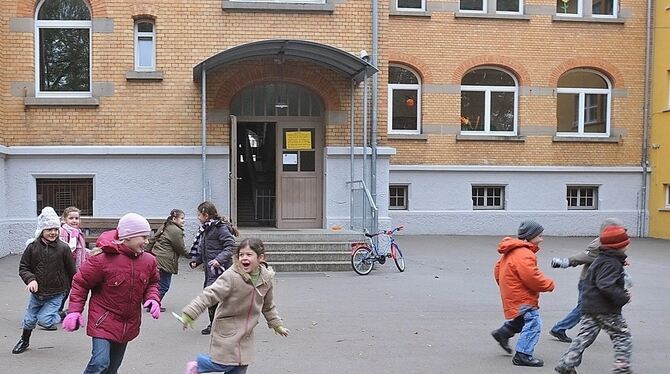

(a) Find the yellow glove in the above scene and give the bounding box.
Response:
[181,313,194,330]
[273,325,290,337]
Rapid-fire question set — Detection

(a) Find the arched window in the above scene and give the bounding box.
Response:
[460,68,518,134]
[134,20,156,72]
[388,65,421,134]
[35,0,92,97]
[556,70,611,136]
[230,83,323,117]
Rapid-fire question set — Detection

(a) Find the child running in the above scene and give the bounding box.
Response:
[555,226,633,374]
[189,201,238,335]
[491,220,555,367]
[62,213,161,373]
[180,238,289,374]
[12,207,76,354]
[146,208,187,311]
[58,206,90,318]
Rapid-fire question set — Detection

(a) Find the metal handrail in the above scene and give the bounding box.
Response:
[346,180,378,212]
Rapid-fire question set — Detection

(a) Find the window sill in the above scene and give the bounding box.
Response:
[222,1,335,13]
[662,106,670,113]
[390,10,431,17]
[126,71,164,81]
[24,97,99,107]
[658,208,670,212]
[454,12,531,21]
[388,134,429,140]
[552,15,625,24]
[552,135,621,143]
[456,134,526,142]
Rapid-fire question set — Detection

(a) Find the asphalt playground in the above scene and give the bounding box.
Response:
[1,235,668,373]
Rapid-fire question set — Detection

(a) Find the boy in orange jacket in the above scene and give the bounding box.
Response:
[491,220,555,367]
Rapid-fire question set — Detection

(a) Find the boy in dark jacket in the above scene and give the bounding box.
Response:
[12,207,76,354]
[555,225,632,374]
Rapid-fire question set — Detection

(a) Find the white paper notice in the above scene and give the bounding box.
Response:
[283,153,298,165]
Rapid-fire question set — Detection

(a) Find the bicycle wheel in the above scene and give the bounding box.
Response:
[391,244,405,272]
[351,247,374,275]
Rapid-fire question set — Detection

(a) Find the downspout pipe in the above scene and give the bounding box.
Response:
[371,0,379,235]
[640,0,653,237]
[350,80,355,229]
[362,71,369,230]
[201,65,208,202]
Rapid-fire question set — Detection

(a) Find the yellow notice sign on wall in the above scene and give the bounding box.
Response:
[285,131,312,150]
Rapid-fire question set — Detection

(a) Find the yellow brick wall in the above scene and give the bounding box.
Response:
[648,2,670,238]
[3,0,647,169]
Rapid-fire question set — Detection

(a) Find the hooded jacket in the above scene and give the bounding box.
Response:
[68,230,160,343]
[581,249,630,314]
[182,259,283,366]
[567,218,626,280]
[494,237,555,319]
[149,220,187,274]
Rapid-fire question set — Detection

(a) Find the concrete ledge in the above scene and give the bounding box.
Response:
[389,164,644,173]
[454,12,531,20]
[552,135,622,143]
[222,1,335,12]
[389,10,432,17]
[326,146,396,156]
[126,71,164,81]
[388,134,429,140]
[2,145,230,156]
[456,134,525,142]
[24,97,99,107]
[552,15,625,24]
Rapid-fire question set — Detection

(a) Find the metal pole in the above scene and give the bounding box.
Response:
[639,0,653,237]
[371,0,379,235]
[350,80,355,230]
[362,72,368,231]
[201,66,208,202]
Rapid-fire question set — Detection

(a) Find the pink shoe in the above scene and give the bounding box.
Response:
[185,361,198,374]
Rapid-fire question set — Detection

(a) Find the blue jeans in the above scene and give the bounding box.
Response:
[516,308,542,356]
[84,337,128,374]
[158,269,172,300]
[196,354,248,373]
[21,292,64,330]
[552,279,585,333]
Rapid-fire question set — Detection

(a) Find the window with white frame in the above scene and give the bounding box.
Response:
[397,0,425,11]
[496,0,522,13]
[592,0,616,16]
[388,66,421,134]
[460,68,518,135]
[665,184,670,208]
[556,0,582,15]
[472,186,505,210]
[35,0,92,97]
[566,186,598,210]
[556,70,611,136]
[389,185,409,210]
[36,177,93,215]
[135,20,156,71]
[460,0,486,12]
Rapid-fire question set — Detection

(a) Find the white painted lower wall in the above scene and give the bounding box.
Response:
[388,165,644,236]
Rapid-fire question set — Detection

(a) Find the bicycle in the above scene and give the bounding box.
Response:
[350,226,405,275]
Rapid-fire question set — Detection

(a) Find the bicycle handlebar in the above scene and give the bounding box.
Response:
[364,225,404,238]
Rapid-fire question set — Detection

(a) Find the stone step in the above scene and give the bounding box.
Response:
[267,250,350,262]
[264,242,354,252]
[267,261,352,272]
[238,229,365,243]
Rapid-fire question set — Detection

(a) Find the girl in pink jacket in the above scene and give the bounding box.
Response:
[57,206,89,318]
[62,213,161,374]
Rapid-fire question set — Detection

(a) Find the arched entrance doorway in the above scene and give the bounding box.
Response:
[230,82,324,228]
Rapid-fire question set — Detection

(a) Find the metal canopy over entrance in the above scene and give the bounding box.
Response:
[193,39,378,83]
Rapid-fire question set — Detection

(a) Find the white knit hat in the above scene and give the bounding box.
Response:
[36,206,61,237]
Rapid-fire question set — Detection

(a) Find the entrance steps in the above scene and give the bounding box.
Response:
[237,229,365,272]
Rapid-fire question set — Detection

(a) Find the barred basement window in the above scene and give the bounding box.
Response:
[36,178,93,215]
[389,185,408,210]
[472,185,505,210]
[566,186,598,210]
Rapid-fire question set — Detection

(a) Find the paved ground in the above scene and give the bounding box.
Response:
[1,235,668,373]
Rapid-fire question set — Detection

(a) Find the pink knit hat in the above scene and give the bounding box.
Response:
[117,213,151,240]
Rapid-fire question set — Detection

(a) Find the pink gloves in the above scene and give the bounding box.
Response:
[143,300,161,319]
[62,312,85,332]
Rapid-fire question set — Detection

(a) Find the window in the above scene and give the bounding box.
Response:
[592,0,616,17]
[230,83,322,117]
[556,70,611,136]
[388,66,421,134]
[496,0,522,13]
[460,68,518,135]
[35,0,92,97]
[472,186,505,210]
[566,186,598,210]
[135,20,156,71]
[389,185,408,210]
[665,184,670,208]
[36,178,93,215]
[397,0,425,11]
[460,0,486,12]
[556,0,582,16]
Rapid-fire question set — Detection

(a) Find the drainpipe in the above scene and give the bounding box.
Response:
[362,71,369,230]
[201,66,208,202]
[350,79,355,229]
[639,0,653,237]
[370,0,379,234]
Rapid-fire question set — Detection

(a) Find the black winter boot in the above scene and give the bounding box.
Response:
[12,329,32,354]
[491,327,513,354]
[512,352,544,367]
